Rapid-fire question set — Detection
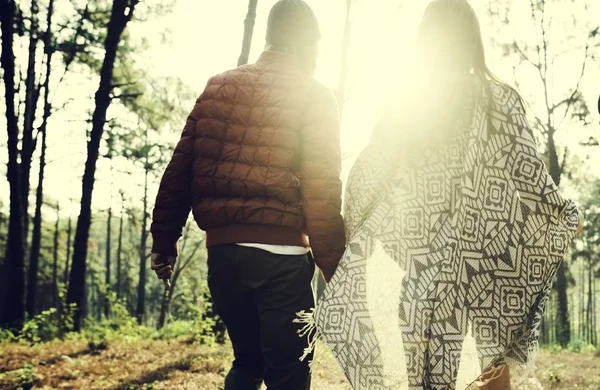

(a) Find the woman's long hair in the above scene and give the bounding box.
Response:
[374,0,515,151]
[417,0,494,82]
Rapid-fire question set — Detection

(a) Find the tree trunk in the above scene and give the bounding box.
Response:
[157,282,172,329]
[157,226,186,329]
[546,129,571,345]
[66,0,139,331]
[65,215,72,284]
[313,0,353,301]
[336,0,352,112]
[116,206,124,298]
[157,227,200,329]
[52,205,60,308]
[88,266,98,322]
[587,258,593,343]
[570,291,575,342]
[578,257,582,340]
[0,0,27,329]
[0,212,5,255]
[137,165,149,324]
[105,205,112,317]
[593,268,597,346]
[26,125,46,317]
[27,0,54,317]
[237,0,258,67]
[21,0,41,240]
[0,211,4,237]
[541,316,548,345]
[555,262,570,346]
[126,213,135,311]
[548,291,556,344]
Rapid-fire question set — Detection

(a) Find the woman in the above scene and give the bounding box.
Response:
[299,1,582,389]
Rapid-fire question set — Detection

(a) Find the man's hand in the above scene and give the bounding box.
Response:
[151,253,176,288]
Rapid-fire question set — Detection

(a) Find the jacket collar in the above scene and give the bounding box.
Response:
[257,50,297,67]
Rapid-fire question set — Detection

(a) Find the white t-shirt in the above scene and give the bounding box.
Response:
[236,243,310,256]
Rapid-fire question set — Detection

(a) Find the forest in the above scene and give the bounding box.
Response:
[0,0,599,389]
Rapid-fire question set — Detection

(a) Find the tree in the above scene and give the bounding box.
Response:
[52,204,60,308]
[0,0,27,329]
[238,0,259,67]
[138,151,150,325]
[336,0,353,113]
[126,131,169,324]
[486,0,600,346]
[314,0,354,301]
[21,0,42,239]
[64,212,73,285]
[573,180,600,345]
[116,191,126,298]
[113,71,194,324]
[27,0,56,317]
[157,223,204,329]
[104,155,115,317]
[67,0,140,331]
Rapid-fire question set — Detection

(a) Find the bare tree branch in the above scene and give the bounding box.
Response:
[51,4,90,102]
[179,223,191,256]
[513,41,540,69]
[559,147,569,179]
[110,92,143,100]
[180,237,204,271]
[556,43,589,130]
[512,64,548,135]
[539,0,553,131]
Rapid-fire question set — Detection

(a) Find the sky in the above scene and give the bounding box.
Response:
[0,0,599,220]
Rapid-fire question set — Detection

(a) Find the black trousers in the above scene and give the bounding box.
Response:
[207,245,315,390]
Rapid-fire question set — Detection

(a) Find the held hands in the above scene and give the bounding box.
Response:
[151,253,176,289]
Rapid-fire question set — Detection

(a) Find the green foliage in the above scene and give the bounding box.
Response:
[567,339,597,353]
[196,285,226,346]
[544,363,564,385]
[21,308,59,343]
[545,343,563,353]
[13,363,38,390]
[171,289,215,346]
[0,328,17,343]
[165,286,226,346]
[191,316,219,347]
[77,289,223,347]
[155,320,194,340]
[83,291,153,344]
[0,284,81,345]
[544,340,598,354]
[18,288,77,343]
[171,289,203,322]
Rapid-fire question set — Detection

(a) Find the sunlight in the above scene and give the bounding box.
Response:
[1,0,598,217]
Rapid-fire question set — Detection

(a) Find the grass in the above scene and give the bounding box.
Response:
[0,339,598,389]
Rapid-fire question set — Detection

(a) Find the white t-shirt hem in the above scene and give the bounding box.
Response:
[236,243,310,256]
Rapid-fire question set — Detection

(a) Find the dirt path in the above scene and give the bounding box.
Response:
[0,339,598,389]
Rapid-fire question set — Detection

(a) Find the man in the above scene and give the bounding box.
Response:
[150,1,346,389]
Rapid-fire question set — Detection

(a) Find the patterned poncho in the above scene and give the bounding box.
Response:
[304,79,580,389]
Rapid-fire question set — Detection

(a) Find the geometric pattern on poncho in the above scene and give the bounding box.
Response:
[315,80,579,390]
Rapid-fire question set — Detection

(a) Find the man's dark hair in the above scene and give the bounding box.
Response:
[266,0,320,50]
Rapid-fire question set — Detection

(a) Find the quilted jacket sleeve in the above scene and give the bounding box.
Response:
[300,86,346,281]
[150,96,202,257]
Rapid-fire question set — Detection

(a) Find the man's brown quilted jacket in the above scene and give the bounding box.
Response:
[151,51,346,279]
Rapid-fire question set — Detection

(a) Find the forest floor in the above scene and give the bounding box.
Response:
[0,338,599,390]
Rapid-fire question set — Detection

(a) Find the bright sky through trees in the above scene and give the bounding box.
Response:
[0,0,598,217]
